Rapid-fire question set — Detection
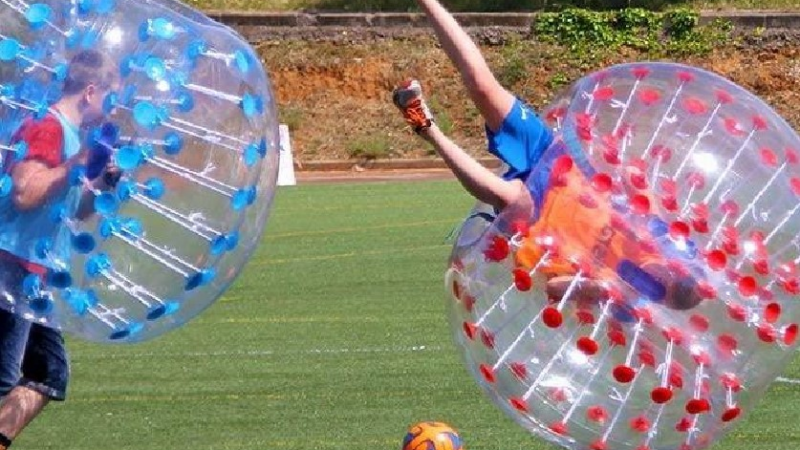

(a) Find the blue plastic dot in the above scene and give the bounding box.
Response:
[185,268,215,291]
[52,63,68,81]
[49,202,66,223]
[71,232,96,254]
[143,178,164,200]
[108,327,130,340]
[146,304,167,320]
[85,253,111,278]
[81,30,99,49]
[66,29,82,49]
[164,301,180,316]
[13,141,27,160]
[0,174,13,197]
[231,189,249,211]
[163,132,183,155]
[102,92,118,114]
[233,50,251,74]
[116,180,137,202]
[151,18,176,40]
[241,93,263,118]
[64,289,89,315]
[244,143,259,167]
[225,232,239,251]
[47,270,73,289]
[175,91,193,113]
[144,57,166,81]
[210,235,227,255]
[258,138,268,157]
[133,102,159,129]
[246,186,257,205]
[186,40,206,61]
[77,0,94,15]
[68,165,86,186]
[120,84,137,105]
[121,217,143,239]
[1,38,23,61]
[94,192,119,216]
[25,4,51,28]
[34,103,49,120]
[95,0,115,14]
[137,22,150,42]
[115,145,143,170]
[28,295,53,315]
[22,273,41,297]
[34,238,52,259]
[98,218,119,239]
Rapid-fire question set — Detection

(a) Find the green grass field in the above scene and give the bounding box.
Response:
[17,180,800,450]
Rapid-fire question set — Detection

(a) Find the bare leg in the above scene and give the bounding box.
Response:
[0,386,49,441]
[415,0,515,131]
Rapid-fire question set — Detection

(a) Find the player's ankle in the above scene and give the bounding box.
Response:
[0,431,12,450]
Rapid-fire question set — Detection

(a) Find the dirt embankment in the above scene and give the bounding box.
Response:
[255,27,800,164]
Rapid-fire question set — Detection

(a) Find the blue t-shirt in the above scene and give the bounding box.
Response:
[485,98,554,182]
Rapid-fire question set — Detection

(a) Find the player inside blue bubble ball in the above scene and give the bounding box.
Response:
[392,0,705,319]
[0,50,121,450]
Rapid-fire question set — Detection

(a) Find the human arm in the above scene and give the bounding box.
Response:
[414,0,515,131]
[10,152,87,211]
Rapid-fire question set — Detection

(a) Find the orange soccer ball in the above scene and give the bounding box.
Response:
[402,422,463,450]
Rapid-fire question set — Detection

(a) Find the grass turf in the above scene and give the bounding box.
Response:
[16,180,800,450]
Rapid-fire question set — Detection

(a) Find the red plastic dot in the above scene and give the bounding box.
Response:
[587,405,609,423]
[706,250,727,271]
[670,221,691,240]
[479,364,496,383]
[781,277,800,295]
[651,387,673,404]
[632,66,651,79]
[579,192,598,209]
[727,303,747,322]
[510,362,527,380]
[629,170,648,190]
[549,422,568,435]
[594,86,615,100]
[724,117,745,136]
[639,351,656,367]
[552,155,574,178]
[510,397,528,412]
[697,282,717,300]
[689,315,710,332]
[484,235,510,262]
[462,295,476,312]
[754,259,770,276]
[738,276,758,297]
[650,144,672,163]
[791,178,800,197]
[692,351,712,366]
[721,373,742,392]
[577,337,599,356]
[576,310,595,325]
[761,147,779,167]
[480,329,495,349]
[686,398,711,414]
[639,88,661,105]
[670,371,685,389]
[716,88,733,103]
[683,97,707,115]
[463,322,478,340]
[722,407,742,422]
[676,417,693,433]
[758,323,777,343]
[631,195,651,215]
[542,307,563,328]
[590,440,607,450]
[661,195,678,212]
[631,416,650,433]
[513,268,533,292]
[678,71,696,83]
[546,106,567,123]
[765,303,782,324]
[721,199,740,216]
[549,387,568,403]
[692,218,709,234]
[591,173,613,192]
[753,115,769,130]
[613,365,636,383]
[608,329,627,346]
[663,327,684,344]
[603,146,620,165]
[635,307,654,324]
[718,334,739,353]
[452,281,462,300]
[785,324,799,345]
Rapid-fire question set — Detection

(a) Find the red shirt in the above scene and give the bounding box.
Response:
[1,113,65,275]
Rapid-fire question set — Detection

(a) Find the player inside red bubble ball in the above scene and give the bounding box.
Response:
[391,0,705,313]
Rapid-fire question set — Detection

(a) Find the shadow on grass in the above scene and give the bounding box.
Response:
[306,0,692,13]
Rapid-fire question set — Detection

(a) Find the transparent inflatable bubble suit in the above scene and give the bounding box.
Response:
[0,0,279,343]
[446,62,800,450]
